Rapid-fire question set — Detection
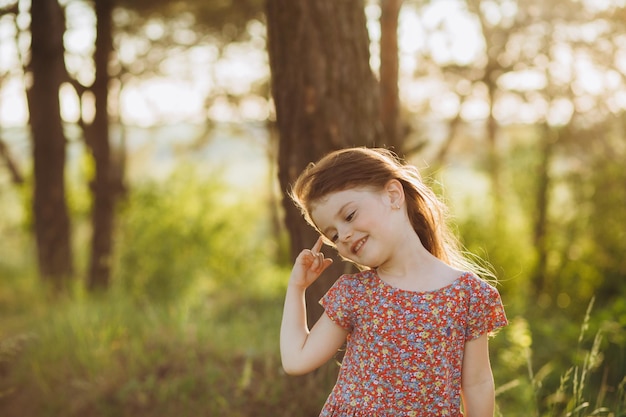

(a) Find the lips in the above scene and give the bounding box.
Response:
[351,237,367,254]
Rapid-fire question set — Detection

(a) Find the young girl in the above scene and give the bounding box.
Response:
[280,147,508,416]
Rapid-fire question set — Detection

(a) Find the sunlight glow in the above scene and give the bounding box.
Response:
[547,98,574,126]
[460,98,490,121]
[421,1,483,65]
[430,91,460,119]
[238,95,270,122]
[0,78,28,126]
[498,70,547,91]
[1,2,625,127]
[479,0,518,27]
[59,82,80,123]
[573,56,605,95]
[120,80,205,126]
[207,96,238,122]
[581,0,626,13]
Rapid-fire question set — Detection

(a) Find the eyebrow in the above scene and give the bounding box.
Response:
[320,202,351,238]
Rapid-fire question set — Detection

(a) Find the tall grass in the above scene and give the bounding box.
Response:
[543,298,625,417]
[494,298,626,417]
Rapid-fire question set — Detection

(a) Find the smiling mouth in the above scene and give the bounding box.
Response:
[352,237,367,254]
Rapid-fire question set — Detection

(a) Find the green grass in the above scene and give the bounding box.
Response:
[0,279,334,417]
[492,299,626,417]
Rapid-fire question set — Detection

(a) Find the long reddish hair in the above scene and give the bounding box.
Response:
[291,147,487,275]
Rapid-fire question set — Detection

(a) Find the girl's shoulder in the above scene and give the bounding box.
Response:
[458,272,500,291]
[455,272,505,307]
[321,270,377,312]
[332,269,378,293]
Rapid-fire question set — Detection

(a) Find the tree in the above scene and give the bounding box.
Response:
[26,0,73,289]
[380,0,404,152]
[266,0,384,325]
[86,0,121,290]
[63,0,124,291]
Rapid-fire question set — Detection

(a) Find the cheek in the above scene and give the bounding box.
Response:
[355,213,376,231]
[335,244,356,261]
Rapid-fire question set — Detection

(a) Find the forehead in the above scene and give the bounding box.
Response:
[310,187,378,223]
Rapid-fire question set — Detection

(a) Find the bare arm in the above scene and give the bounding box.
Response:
[461,333,496,417]
[280,237,348,375]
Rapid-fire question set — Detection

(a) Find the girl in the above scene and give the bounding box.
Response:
[280,147,507,416]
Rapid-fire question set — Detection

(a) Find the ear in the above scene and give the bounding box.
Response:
[384,179,405,209]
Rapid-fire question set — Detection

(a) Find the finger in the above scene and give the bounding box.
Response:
[321,258,333,271]
[314,253,325,268]
[310,252,320,268]
[311,235,325,254]
[311,258,332,275]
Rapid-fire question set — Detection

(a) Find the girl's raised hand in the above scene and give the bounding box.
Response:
[289,236,334,289]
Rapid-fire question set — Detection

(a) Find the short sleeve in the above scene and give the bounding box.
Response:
[465,278,508,340]
[319,274,358,331]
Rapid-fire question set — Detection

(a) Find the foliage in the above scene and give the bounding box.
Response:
[114,0,265,41]
[491,299,626,417]
[113,165,287,304]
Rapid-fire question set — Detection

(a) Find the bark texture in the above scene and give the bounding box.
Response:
[87,0,120,291]
[266,0,383,325]
[27,0,73,288]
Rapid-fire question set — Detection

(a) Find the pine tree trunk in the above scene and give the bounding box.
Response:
[266,0,383,326]
[380,0,403,152]
[27,0,73,289]
[532,123,556,297]
[87,0,117,290]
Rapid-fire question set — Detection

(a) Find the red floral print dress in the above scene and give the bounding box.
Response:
[318,270,507,417]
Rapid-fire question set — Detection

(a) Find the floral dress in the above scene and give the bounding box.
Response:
[319,270,508,417]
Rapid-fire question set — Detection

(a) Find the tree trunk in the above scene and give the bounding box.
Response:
[87,0,118,291]
[486,86,503,229]
[379,0,403,153]
[531,123,556,297]
[266,0,383,326]
[27,0,73,289]
[466,0,506,228]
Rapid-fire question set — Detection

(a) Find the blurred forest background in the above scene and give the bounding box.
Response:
[0,0,625,416]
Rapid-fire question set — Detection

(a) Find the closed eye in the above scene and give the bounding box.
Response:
[327,211,356,243]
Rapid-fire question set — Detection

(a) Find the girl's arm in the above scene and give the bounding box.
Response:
[280,237,348,375]
[461,333,496,417]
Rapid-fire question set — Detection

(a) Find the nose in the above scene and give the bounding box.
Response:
[338,227,352,242]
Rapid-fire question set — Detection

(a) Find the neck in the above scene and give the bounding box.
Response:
[376,231,435,277]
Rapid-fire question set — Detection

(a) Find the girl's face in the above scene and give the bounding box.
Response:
[310,185,400,268]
